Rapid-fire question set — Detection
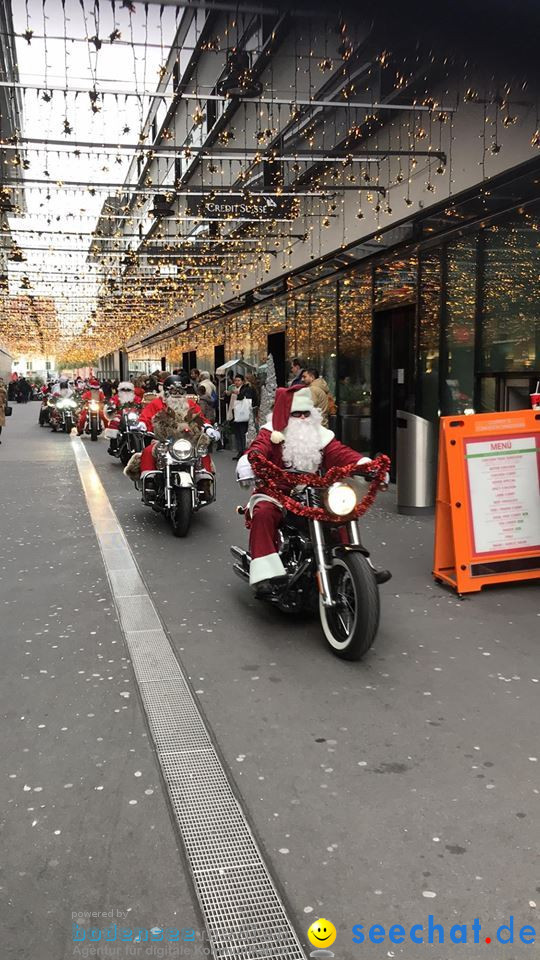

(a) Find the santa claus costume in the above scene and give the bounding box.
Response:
[77,378,108,435]
[237,386,390,588]
[124,376,217,480]
[104,381,141,453]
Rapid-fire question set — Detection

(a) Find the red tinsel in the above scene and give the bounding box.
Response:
[246,451,391,524]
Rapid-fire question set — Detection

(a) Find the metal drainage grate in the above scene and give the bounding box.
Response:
[72,438,306,960]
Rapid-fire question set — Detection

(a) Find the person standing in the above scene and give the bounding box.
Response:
[18,376,32,403]
[232,373,255,460]
[301,367,332,427]
[101,378,113,401]
[289,358,305,386]
[0,377,7,443]
[197,386,216,423]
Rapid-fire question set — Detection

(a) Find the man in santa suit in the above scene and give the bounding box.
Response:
[237,385,390,592]
[77,377,108,435]
[104,381,141,455]
[134,374,219,478]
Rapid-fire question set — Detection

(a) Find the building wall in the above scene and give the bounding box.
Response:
[130,196,540,453]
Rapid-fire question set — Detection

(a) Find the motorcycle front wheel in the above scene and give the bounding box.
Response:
[90,414,98,441]
[319,554,379,660]
[169,488,192,538]
[64,415,73,433]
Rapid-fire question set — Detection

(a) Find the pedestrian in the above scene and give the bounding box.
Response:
[301,368,334,427]
[0,377,7,443]
[246,373,260,424]
[101,378,113,400]
[18,376,32,403]
[231,373,255,460]
[198,386,216,422]
[289,357,305,386]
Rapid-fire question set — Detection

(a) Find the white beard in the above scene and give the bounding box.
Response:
[118,391,134,404]
[166,395,190,418]
[282,407,324,473]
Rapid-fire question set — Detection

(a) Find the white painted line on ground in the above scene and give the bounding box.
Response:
[71,435,306,960]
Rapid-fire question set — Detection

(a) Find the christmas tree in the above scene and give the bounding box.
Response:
[246,404,258,446]
[258,353,277,424]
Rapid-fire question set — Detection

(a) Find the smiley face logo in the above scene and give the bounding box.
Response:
[307,918,337,949]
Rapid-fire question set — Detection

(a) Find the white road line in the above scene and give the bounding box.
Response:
[71,436,307,960]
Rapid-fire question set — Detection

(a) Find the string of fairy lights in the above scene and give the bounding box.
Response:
[0,0,538,367]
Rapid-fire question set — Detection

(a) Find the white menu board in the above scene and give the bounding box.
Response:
[465,435,540,555]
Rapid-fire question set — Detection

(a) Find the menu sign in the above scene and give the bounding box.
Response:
[465,435,540,555]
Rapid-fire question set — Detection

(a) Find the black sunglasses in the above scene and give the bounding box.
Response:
[290,410,311,418]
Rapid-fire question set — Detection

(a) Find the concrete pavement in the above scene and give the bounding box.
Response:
[1,402,539,960]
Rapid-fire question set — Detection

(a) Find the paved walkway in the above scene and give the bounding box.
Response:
[1,403,539,960]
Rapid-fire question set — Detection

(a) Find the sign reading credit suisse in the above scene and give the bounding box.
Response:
[185,193,296,220]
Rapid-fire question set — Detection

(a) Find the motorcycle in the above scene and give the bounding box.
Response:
[132,427,218,537]
[48,395,79,433]
[231,454,389,660]
[84,397,102,441]
[105,406,146,466]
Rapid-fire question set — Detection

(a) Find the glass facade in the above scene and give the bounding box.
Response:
[129,201,540,450]
[444,236,476,414]
[482,213,540,373]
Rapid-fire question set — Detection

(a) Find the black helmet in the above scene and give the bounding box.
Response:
[163,374,186,396]
[59,380,69,389]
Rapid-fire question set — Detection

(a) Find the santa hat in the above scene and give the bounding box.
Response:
[117,381,134,393]
[89,377,100,387]
[270,386,314,444]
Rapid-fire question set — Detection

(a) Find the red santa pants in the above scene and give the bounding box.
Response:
[248,500,286,585]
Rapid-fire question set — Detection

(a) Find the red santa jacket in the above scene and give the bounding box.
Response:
[139,395,209,431]
[81,388,106,404]
[247,424,363,492]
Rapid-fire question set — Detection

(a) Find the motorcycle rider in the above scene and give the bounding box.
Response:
[104,381,141,455]
[77,377,107,435]
[128,374,219,485]
[48,379,75,430]
[237,385,391,594]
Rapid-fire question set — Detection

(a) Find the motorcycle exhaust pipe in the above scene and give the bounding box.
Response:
[232,562,250,582]
[230,545,250,562]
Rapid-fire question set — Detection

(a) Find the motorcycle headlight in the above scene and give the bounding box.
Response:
[56,398,68,409]
[325,481,358,517]
[127,412,139,423]
[171,438,193,461]
[65,398,77,408]
[89,400,100,412]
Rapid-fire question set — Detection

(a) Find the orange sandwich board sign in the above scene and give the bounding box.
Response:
[433,409,540,594]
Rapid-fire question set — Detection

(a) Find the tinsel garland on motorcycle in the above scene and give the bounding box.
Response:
[245,452,391,524]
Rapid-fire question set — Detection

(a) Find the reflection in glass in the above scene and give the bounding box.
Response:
[445,237,476,413]
[338,267,372,450]
[375,255,417,307]
[418,250,441,423]
[483,210,540,372]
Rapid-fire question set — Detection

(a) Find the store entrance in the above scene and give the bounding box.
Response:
[371,304,416,478]
[267,331,287,386]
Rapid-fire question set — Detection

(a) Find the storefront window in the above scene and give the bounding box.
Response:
[482,209,540,372]
[444,236,476,414]
[374,255,417,307]
[290,289,311,366]
[418,250,441,423]
[309,279,337,395]
[338,267,372,448]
